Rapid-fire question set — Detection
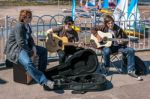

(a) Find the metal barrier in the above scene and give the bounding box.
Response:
[0,13,150,64]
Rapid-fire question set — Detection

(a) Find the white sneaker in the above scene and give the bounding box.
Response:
[128,70,143,81]
[43,80,54,91]
[136,76,143,81]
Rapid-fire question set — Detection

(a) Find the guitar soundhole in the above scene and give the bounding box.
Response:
[58,41,63,47]
[99,41,106,45]
[100,37,107,45]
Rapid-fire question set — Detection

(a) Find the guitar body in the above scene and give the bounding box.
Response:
[46,34,69,52]
[90,31,112,48]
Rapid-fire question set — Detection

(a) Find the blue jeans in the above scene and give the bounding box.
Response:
[102,46,135,72]
[18,46,48,85]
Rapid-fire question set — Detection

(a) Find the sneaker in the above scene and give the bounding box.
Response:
[43,80,54,91]
[54,79,65,89]
[128,71,143,81]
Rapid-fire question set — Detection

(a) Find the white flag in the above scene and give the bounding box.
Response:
[113,0,128,29]
[97,0,102,9]
[88,0,96,6]
[127,0,140,29]
[80,0,83,6]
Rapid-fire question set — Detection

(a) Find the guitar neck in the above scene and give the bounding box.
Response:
[107,38,129,41]
[107,38,138,42]
[64,42,91,49]
[64,42,84,46]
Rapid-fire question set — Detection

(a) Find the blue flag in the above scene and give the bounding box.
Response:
[103,0,109,9]
[127,0,140,28]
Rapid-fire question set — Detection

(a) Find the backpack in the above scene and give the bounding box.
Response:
[122,55,147,75]
[45,49,109,93]
[134,56,147,75]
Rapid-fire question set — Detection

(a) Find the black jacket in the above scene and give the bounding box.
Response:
[4,22,35,63]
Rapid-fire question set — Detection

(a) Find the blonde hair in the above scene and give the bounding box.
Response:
[19,9,32,22]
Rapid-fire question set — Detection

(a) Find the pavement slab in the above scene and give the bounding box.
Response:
[0,51,150,99]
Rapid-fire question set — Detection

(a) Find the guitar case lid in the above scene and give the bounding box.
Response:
[45,49,99,78]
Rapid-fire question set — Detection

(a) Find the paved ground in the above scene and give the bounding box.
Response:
[0,5,70,18]
[0,51,150,99]
[0,4,150,99]
[0,5,150,18]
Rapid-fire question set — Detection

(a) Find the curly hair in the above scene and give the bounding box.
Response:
[19,9,32,22]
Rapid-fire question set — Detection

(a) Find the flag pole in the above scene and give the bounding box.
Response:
[72,0,76,21]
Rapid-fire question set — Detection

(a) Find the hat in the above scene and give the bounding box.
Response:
[64,16,74,24]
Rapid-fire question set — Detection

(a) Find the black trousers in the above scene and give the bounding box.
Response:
[57,45,84,65]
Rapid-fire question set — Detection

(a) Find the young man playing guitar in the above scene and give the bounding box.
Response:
[46,16,83,65]
[91,15,142,81]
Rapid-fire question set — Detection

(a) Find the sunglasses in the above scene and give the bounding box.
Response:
[66,22,73,25]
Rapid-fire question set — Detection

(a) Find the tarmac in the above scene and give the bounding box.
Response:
[0,50,150,99]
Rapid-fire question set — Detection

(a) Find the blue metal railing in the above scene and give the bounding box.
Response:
[0,13,150,65]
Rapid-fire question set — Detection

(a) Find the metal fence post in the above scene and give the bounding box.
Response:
[5,15,9,39]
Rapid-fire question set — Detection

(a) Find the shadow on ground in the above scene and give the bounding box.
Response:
[0,78,7,84]
[144,61,150,74]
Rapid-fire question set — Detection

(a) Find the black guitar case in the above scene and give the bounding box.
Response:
[45,49,108,93]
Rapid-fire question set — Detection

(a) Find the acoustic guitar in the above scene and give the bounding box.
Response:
[90,31,138,48]
[45,33,83,52]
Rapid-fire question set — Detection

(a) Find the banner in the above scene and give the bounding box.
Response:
[83,0,89,11]
[97,0,102,9]
[113,0,128,29]
[103,0,109,9]
[127,0,140,29]
[80,0,83,7]
[88,0,96,6]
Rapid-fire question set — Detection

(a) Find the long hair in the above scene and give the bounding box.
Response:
[104,15,114,26]
[19,9,32,22]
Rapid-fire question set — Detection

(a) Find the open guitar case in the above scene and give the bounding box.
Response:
[45,49,109,94]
